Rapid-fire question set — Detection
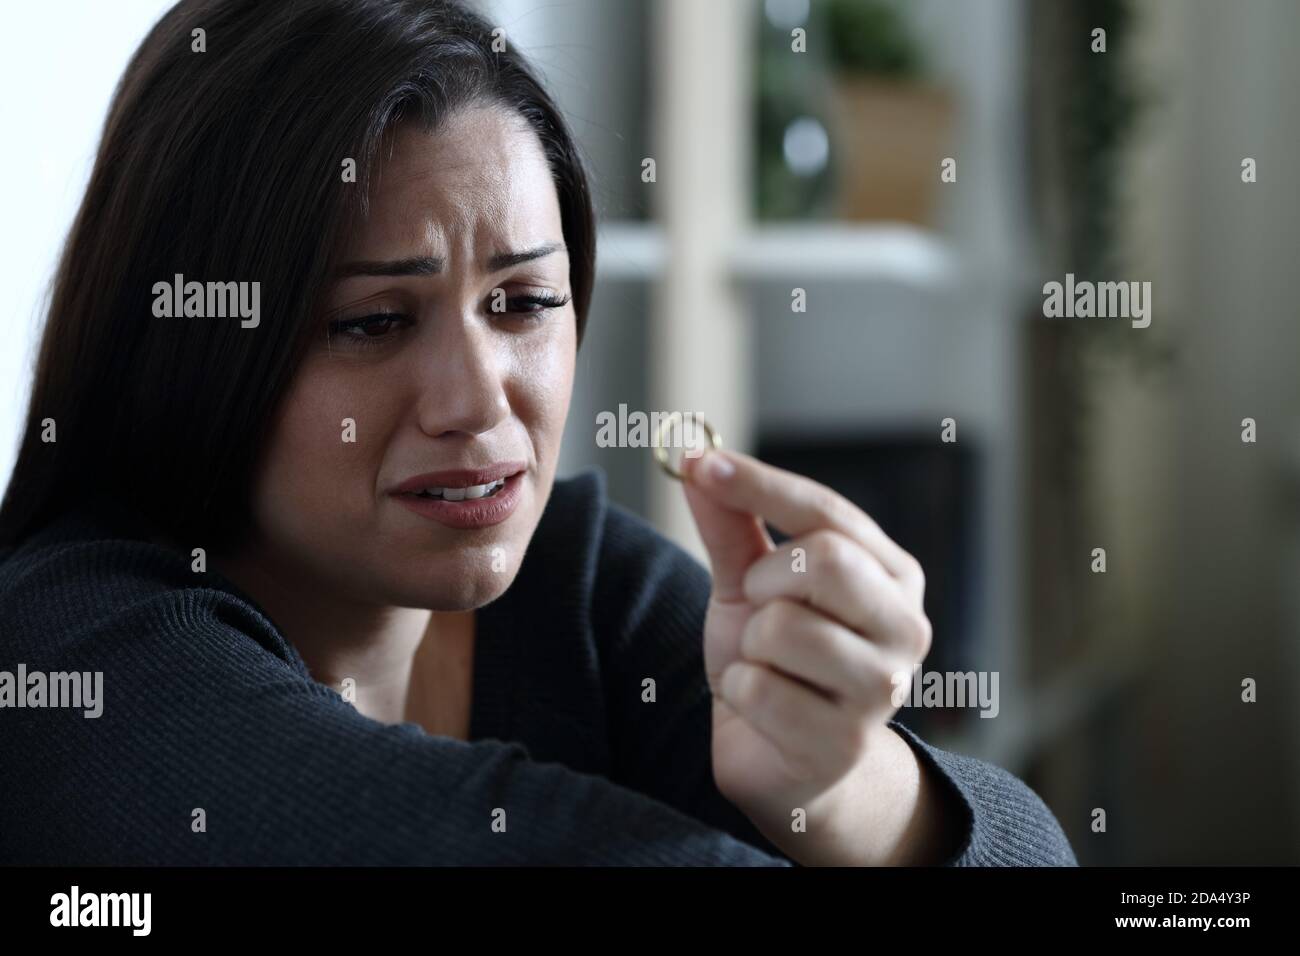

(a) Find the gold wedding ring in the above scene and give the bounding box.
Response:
[653,412,721,481]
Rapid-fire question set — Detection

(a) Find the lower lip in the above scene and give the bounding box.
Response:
[391,472,524,529]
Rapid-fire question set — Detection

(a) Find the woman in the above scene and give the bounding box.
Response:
[0,0,1074,866]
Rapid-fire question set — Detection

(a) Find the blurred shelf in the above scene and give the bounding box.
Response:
[595,219,962,288]
[731,222,961,287]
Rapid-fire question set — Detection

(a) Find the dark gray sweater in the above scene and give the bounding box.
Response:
[0,468,1076,866]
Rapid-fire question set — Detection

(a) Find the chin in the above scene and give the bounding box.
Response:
[386,553,521,611]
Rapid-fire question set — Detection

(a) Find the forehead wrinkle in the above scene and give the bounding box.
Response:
[364,111,556,265]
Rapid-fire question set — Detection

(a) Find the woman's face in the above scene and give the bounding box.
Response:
[245,104,576,610]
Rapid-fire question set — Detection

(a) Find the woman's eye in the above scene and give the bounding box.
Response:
[500,292,572,320]
[323,294,568,350]
[326,313,412,348]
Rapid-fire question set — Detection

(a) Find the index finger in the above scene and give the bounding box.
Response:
[682,448,917,581]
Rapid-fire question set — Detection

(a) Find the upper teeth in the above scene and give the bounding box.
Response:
[417,479,506,500]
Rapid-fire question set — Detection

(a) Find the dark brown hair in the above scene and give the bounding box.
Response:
[0,0,596,552]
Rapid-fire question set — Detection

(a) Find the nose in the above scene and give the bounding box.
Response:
[412,312,511,439]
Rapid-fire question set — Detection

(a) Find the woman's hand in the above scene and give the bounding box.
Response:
[680,447,958,866]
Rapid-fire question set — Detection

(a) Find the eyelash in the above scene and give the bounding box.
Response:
[325,293,571,350]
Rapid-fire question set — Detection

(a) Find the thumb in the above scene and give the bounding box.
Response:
[681,449,773,603]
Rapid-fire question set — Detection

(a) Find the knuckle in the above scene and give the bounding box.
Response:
[808,486,848,529]
[908,611,933,657]
[911,558,927,592]
[808,528,853,576]
[902,552,926,590]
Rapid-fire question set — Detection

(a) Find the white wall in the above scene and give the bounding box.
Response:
[0,0,177,497]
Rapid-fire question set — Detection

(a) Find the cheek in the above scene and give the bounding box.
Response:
[515,322,576,461]
[255,365,392,540]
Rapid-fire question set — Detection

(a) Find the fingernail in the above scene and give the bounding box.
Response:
[704,451,735,481]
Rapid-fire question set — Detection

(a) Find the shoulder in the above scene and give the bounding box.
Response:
[0,509,304,674]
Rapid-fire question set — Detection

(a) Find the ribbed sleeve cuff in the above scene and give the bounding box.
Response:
[888,719,1079,867]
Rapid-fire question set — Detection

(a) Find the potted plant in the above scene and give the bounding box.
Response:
[823,0,955,224]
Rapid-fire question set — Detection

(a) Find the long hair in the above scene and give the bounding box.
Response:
[0,0,596,552]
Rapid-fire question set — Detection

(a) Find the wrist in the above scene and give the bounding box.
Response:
[763,724,961,866]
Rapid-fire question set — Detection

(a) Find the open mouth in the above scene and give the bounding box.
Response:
[411,477,510,502]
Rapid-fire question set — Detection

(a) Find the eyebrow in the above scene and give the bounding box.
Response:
[334,242,565,278]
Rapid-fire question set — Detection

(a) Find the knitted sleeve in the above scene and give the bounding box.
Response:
[0,535,791,866]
